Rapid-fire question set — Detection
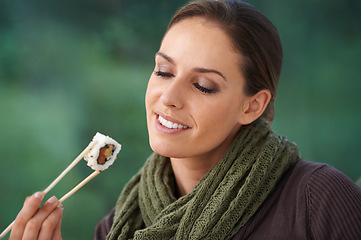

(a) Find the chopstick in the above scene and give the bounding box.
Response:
[43,140,97,194]
[0,221,13,239]
[58,170,100,203]
[0,141,98,239]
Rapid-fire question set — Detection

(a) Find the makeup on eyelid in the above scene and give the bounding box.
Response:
[154,69,219,94]
[155,52,227,81]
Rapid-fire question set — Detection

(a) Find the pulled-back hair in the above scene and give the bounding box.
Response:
[167,0,283,123]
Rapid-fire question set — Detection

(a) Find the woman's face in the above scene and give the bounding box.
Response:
[145,17,249,161]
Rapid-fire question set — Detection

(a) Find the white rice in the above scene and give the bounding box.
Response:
[84,132,121,171]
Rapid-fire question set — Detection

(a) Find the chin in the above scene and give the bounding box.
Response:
[149,140,185,158]
[149,141,172,158]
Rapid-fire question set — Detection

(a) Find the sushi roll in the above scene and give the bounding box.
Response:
[84,132,121,171]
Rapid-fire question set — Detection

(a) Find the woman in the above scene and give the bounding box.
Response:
[9,0,361,239]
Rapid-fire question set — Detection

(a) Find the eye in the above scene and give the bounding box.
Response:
[154,70,174,78]
[193,83,217,94]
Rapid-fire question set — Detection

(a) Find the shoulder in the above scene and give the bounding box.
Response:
[283,160,361,201]
[302,161,361,239]
[233,160,361,240]
[295,160,361,206]
[302,160,360,196]
[284,160,326,186]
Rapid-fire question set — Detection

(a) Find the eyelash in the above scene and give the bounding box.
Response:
[154,70,174,78]
[154,70,217,94]
[193,83,216,94]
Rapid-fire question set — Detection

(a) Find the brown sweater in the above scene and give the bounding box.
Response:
[94,161,361,239]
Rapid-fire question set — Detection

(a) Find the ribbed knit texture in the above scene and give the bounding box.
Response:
[106,119,301,240]
[306,166,361,239]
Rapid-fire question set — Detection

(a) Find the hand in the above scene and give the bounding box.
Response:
[9,192,63,240]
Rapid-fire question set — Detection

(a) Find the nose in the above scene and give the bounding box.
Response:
[160,79,184,109]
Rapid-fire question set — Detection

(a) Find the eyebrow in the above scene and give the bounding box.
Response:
[191,67,227,82]
[155,52,227,81]
[156,52,175,65]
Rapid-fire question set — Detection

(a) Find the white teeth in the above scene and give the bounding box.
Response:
[158,115,189,129]
[166,121,173,128]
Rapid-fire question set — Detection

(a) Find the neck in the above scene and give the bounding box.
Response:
[170,157,213,197]
[169,126,241,197]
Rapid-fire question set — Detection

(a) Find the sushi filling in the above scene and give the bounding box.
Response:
[97,144,115,165]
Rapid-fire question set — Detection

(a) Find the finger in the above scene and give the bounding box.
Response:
[38,204,64,240]
[52,205,64,240]
[10,192,44,240]
[22,196,59,240]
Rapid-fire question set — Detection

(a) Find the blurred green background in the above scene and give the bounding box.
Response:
[0,0,360,239]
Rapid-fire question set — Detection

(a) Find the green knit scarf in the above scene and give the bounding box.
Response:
[106,119,300,240]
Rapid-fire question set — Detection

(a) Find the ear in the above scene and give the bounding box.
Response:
[239,89,272,125]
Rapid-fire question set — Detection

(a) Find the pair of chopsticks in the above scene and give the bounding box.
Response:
[0,141,99,239]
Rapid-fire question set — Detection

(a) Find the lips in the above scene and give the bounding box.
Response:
[158,115,189,129]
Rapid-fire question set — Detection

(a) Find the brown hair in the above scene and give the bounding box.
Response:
[167,0,283,123]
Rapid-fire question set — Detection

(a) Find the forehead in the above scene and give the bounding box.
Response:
[159,17,241,69]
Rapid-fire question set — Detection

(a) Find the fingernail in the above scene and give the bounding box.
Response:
[57,204,64,210]
[34,192,43,199]
[47,196,58,204]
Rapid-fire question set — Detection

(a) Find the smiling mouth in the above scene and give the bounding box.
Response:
[158,115,189,129]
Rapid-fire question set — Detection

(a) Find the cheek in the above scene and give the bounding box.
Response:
[145,77,157,110]
[194,97,243,137]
